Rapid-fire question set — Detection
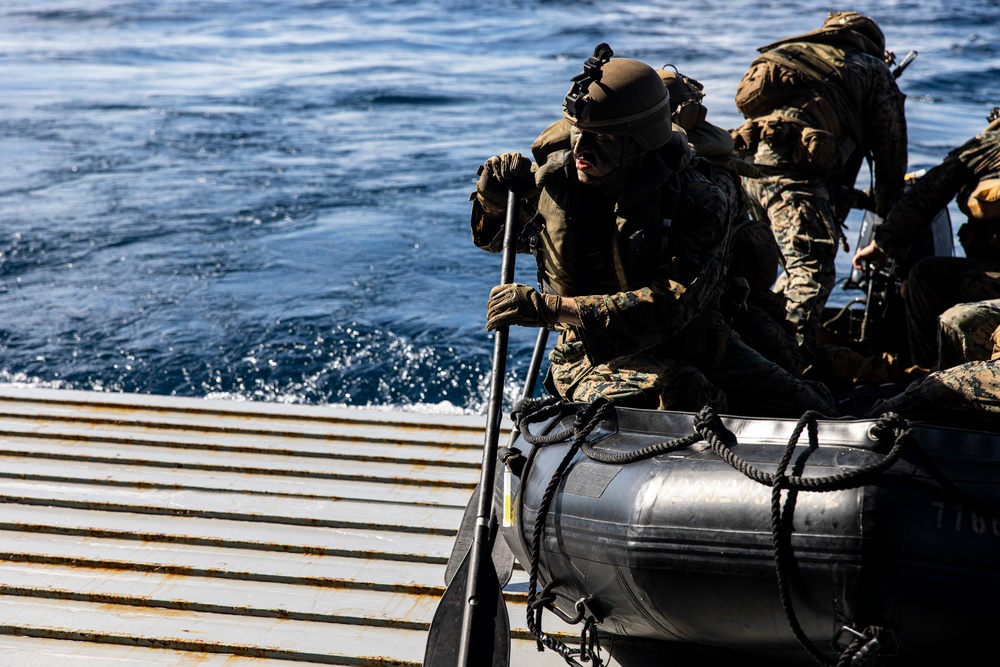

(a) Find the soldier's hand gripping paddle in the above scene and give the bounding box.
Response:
[423,186,522,667]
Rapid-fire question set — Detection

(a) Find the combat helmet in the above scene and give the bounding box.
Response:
[760,10,886,59]
[657,65,707,132]
[563,44,672,151]
[823,11,885,57]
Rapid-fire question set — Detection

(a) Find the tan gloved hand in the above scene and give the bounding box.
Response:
[476,152,533,210]
[486,283,561,331]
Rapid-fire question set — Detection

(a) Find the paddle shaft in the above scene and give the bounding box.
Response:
[457,187,521,666]
[443,325,551,588]
[523,327,549,401]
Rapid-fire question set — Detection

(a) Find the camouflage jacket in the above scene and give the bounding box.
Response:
[471,138,731,365]
[875,124,1000,260]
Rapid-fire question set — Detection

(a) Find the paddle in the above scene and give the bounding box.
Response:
[423,186,523,667]
[444,326,550,588]
[493,325,549,585]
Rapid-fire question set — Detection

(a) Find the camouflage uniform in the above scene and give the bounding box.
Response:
[472,139,834,417]
[734,13,907,354]
[727,215,806,375]
[868,359,1000,431]
[673,97,806,375]
[872,119,1000,367]
[938,300,1000,369]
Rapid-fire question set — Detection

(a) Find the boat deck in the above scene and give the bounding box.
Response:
[0,385,576,666]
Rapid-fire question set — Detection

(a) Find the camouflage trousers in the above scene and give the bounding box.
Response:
[743,174,840,352]
[548,333,834,418]
[937,300,1000,369]
[869,359,1000,431]
[904,256,1000,367]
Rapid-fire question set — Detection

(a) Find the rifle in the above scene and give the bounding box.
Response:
[888,49,918,79]
[858,256,898,345]
[848,205,953,351]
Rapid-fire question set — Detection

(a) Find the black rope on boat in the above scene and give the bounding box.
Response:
[690,407,915,667]
[523,398,612,667]
[692,406,911,492]
[511,397,1000,667]
[581,430,703,464]
[515,396,705,464]
[514,395,580,445]
[769,411,832,667]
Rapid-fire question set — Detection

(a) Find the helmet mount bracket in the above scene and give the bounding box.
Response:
[564,43,614,120]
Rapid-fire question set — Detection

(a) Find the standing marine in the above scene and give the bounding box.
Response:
[731,10,908,361]
[471,45,833,417]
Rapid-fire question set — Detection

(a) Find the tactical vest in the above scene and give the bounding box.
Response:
[533,149,680,298]
[733,41,864,173]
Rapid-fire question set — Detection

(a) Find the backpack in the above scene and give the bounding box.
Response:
[733,41,864,174]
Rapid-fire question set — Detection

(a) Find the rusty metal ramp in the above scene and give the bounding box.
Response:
[0,385,579,666]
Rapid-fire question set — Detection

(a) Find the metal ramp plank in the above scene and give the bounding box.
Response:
[0,478,464,534]
[0,393,493,448]
[0,455,473,507]
[0,531,446,593]
[0,386,492,430]
[0,437,480,487]
[0,635,326,666]
[0,504,455,562]
[0,561,440,628]
[0,419,487,464]
[0,595,428,665]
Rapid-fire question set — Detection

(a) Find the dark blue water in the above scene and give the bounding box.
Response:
[1,1,998,413]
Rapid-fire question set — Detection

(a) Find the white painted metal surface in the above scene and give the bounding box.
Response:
[0,385,576,666]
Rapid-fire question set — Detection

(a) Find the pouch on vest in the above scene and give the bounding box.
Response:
[753,114,839,176]
[797,127,840,174]
[759,116,794,147]
[731,120,761,158]
[735,59,801,119]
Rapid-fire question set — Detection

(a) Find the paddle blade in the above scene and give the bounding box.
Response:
[444,484,480,585]
[424,548,510,667]
[492,520,515,588]
[445,482,517,588]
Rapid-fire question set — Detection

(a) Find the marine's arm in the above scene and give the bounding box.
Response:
[859,56,908,217]
[873,151,972,260]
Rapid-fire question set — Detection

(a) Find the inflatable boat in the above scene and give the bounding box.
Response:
[494,396,1000,666]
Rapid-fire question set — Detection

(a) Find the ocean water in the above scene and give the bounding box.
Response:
[1,0,998,413]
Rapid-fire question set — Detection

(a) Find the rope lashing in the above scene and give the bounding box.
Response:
[523,398,612,667]
[509,398,1000,667]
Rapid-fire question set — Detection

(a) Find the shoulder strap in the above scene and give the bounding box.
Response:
[757,42,864,144]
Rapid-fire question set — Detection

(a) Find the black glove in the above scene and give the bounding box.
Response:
[851,188,875,212]
[486,283,560,331]
[476,152,533,210]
